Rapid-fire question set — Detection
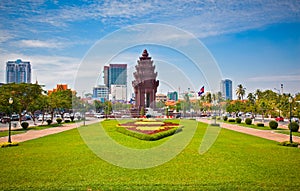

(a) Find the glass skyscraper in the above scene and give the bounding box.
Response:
[6,59,31,84]
[103,64,127,92]
[220,79,232,100]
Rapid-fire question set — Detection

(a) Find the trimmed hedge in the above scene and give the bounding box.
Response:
[269,120,278,130]
[0,142,19,148]
[56,118,62,124]
[21,122,29,130]
[288,122,299,132]
[116,126,183,141]
[46,119,52,125]
[279,141,299,147]
[245,118,252,125]
[236,118,242,124]
[257,123,264,127]
[228,118,235,122]
[223,116,228,121]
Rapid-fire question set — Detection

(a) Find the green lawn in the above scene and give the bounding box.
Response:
[0,120,299,190]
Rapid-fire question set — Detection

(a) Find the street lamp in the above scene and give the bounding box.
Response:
[288,96,293,143]
[8,97,13,143]
[83,103,86,126]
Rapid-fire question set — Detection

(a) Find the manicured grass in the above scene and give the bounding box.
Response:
[222,120,271,130]
[0,120,300,190]
[275,129,300,137]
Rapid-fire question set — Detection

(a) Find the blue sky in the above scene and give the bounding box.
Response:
[0,0,299,98]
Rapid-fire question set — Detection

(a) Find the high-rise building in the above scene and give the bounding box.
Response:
[93,85,109,102]
[167,91,178,101]
[103,64,127,92]
[6,59,31,83]
[110,84,127,101]
[220,79,233,100]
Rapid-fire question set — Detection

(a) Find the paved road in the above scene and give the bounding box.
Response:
[0,118,101,143]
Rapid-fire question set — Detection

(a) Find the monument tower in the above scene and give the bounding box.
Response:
[132,49,159,113]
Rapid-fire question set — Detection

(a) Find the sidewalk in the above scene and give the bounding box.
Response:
[197,118,300,143]
[0,119,100,143]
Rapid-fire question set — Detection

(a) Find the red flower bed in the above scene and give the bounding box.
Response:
[126,126,174,135]
[118,120,180,135]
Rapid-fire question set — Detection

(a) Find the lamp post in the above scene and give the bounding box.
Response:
[288,96,293,143]
[8,97,13,143]
[83,103,86,126]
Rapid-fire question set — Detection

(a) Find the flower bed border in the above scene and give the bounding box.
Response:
[116,125,183,141]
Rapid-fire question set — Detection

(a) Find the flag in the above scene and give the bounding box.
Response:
[198,86,204,96]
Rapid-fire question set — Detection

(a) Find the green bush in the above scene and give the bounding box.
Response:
[257,123,264,127]
[245,118,252,125]
[236,118,242,123]
[279,141,299,147]
[0,142,19,148]
[46,119,52,125]
[269,120,278,130]
[21,122,29,130]
[70,116,75,122]
[211,116,216,120]
[228,118,235,122]
[56,118,62,124]
[288,122,299,132]
[223,116,228,121]
[64,119,71,123]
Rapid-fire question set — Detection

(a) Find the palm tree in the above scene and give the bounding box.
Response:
[236,84,246,100]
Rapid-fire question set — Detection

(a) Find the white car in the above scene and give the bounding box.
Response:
[291,117,299,123]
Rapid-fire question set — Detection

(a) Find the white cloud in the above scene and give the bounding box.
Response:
[16,39,66,49]
[0,30,15,43]
[247,75,300,82]
[0,52,81,90]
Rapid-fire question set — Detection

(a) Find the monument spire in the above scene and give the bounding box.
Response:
[132,49,159,116]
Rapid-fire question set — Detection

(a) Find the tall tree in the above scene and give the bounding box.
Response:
[0,83,43,121]
[236,84,246,100]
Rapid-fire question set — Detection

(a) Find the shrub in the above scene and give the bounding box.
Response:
[70,116,75,122]
[288,122,299,132]
[211,116,217,120]
[223,116,228,121]
[245,118,252,125]
[0,142,19,148]
[56,118,62,124]
[64,119,71,123]
[46,119,52,125]
[236,118,242,124]
[21,122,29,130]
[228,118,235,122]
[257,123,264,127]
[269,120,278,129]
[279,141,299,147]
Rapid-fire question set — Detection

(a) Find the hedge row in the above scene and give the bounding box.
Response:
[116,125,183,141]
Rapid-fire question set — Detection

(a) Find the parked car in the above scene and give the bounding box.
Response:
[21,114,32,121]
[291,117,299,123]
[1,116,10,123]
[275,116,284,122]
[11,114,19,121]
